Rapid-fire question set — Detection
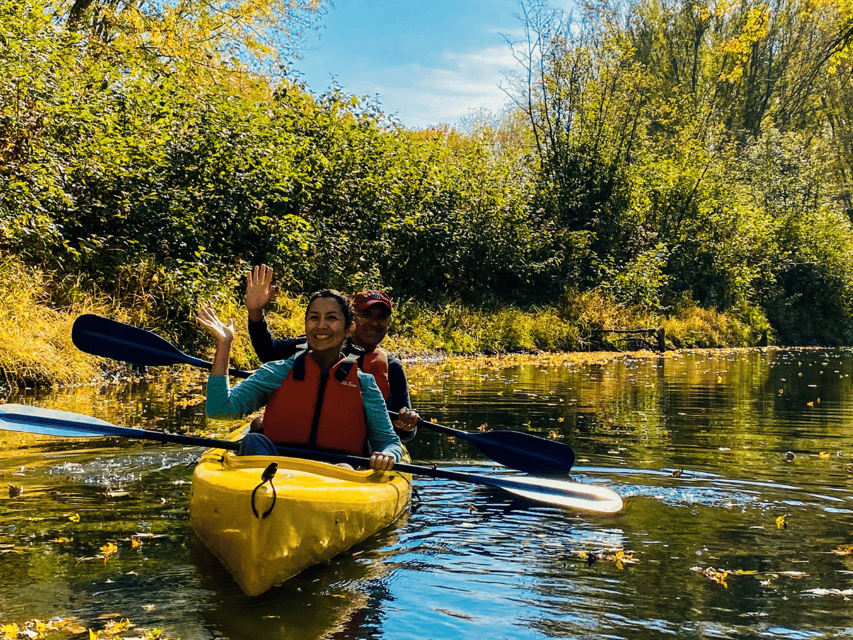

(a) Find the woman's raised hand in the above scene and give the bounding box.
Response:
[196,306,234,347]
[246,265,278,322]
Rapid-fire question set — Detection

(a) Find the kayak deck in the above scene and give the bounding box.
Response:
[189,438,412,596]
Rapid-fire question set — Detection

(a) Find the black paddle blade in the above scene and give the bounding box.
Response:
[465,430,575,475]
[72,314,209,369]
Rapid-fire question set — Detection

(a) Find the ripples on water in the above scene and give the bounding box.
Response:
[2,349,853,638]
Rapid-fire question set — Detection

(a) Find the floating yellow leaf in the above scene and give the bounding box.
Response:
[3,623,20,638]
[477,423,489,432]
[89,629,100,640]
[100,542,118,563]
[695,566,729,588]
[819,451,831,459]
[557,417,565,423]
[68,514,80,523]
[104,618,132,634]
[131,536,144,550]
[806,401,813,407]
[830,545,853,556]
[50,537,73,544]
[776,515,788,529]
[605,549,638,571]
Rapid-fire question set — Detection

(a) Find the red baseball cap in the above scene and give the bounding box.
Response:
[353,290,393,312]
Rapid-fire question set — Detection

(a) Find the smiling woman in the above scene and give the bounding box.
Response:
[304,293,354,367]
[197,290,404,471]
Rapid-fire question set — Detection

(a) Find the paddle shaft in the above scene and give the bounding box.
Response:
[72,314,576,473]
[0,405,529,482]
[0,404,621,512]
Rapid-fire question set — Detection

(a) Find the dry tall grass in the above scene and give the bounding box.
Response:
[0,258,124,387]
[0,259,767,388]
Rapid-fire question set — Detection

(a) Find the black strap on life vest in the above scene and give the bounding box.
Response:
[292,351,307,380]
[293,351,357,382]
[334,354,358,382]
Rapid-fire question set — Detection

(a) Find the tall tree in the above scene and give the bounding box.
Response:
[57,0,325,73]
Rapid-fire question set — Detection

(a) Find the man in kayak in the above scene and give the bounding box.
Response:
[198,290,403,469]
[244,264,420,440]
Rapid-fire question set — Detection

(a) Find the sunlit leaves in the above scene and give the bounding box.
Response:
[61,0,324,76]
[693,565,730,588]
[0,615,176,640]
[829,544,853,556]
[573,548,638,570]
[99,541,118,563]
[691,565,758,588]
[0,617,87,639]
[718,6,771,83]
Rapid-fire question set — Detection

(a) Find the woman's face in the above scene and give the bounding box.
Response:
[305,297,352,355]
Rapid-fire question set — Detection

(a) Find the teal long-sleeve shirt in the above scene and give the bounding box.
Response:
[205,355,404,461]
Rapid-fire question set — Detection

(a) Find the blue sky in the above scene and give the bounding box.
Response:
[291,0,528,129]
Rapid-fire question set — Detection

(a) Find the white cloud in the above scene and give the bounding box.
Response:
[369,45,522,129]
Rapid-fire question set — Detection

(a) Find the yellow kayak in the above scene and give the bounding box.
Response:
[189,430,412,596]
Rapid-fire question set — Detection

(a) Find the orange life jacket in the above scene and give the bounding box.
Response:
[262,352,369,456]
[357,347,390,401]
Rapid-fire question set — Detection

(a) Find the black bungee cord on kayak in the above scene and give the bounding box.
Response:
[251,462,278,519]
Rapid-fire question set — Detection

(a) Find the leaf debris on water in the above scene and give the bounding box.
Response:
[434,608,475,620]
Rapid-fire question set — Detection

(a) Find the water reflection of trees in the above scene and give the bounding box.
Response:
[403,349,853,476]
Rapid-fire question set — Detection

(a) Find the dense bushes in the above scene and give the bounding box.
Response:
[3,0,853,353]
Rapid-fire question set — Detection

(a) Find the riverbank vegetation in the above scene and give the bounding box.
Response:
[2,0,853,386]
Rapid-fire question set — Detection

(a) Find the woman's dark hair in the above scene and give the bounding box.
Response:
[305,289,354,327]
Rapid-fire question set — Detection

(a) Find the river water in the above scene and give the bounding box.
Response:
[2,348,853,639]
